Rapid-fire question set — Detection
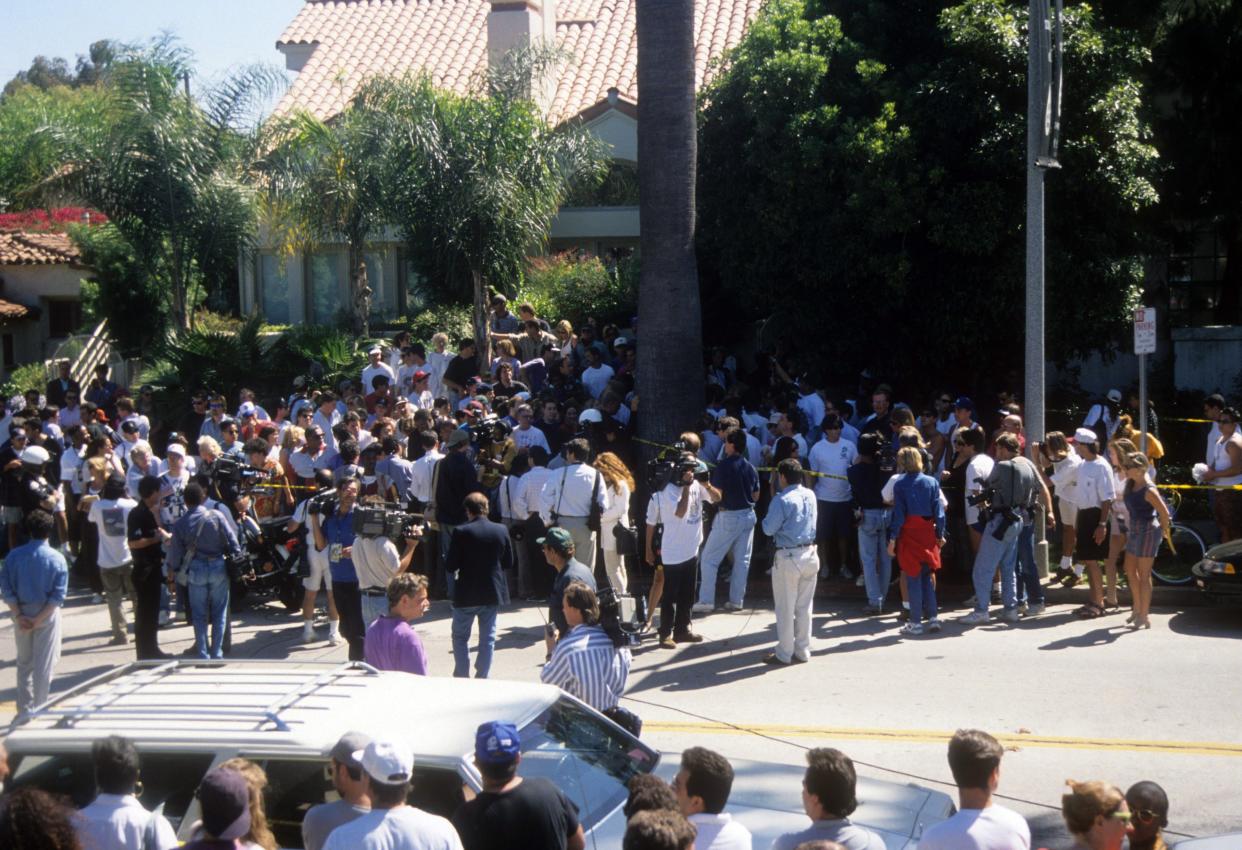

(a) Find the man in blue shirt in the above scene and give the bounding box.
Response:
[695,428,760,613]
[168,482,243,659]
[312,476,366,660]
[761,459,818,666]
[1,509,68,717]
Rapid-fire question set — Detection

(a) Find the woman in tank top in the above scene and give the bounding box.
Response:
[1120,452,1170,630]
[1202,406,1242,544]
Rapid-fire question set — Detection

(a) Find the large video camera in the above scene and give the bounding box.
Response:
[210,455,270,488]
[598,585,646,648]
[352,504,424,539]
[468,414,512,445]
[645,441,702,491]
[304,488,339,517]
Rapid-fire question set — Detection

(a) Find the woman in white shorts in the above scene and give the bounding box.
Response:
[1035,432,1082,586]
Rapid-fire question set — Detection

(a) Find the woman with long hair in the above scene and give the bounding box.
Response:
[1103,437,1138,610]
[217,758,278,850]
[1120,452,1170,629]
[595,451,636,594]
[0,787,82,850]
[1061,780,1132,850]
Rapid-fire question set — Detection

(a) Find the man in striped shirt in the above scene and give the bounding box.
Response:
[540,581,631,711]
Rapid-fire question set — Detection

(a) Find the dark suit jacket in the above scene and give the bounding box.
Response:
[447,515,513,608]
[45,377,80,408]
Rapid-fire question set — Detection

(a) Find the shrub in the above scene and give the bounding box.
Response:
[407,303,473,347]
[515,253,637,328]
[2,361,47,405]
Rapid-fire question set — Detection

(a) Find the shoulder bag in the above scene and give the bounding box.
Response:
[426,459,442,531]
[587,471,603,533]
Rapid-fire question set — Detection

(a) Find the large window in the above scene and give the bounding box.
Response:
[259,254,291,324]
[564,160,640,208]
[306,250,347,325]
[1168,227,1229,327]
[47,300,82,338]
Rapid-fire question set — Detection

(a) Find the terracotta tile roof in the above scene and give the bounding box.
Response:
[0,298,32,320]
[273,0,763,123]
[0,230,82,266]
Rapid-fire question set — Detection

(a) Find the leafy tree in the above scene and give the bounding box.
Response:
[255,94,391,338]
[377,55,608,371]
[0,84,106,209]
[71,222,169,354]
[1149,0,1242,322]
[697,0,1156,387]
[34,37,279,330]
[635,0,705,446]
[2,41,118,97]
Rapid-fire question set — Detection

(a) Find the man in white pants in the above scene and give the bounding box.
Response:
[1,510,68,718]
[762,459,819,666]
[290,473,341,644]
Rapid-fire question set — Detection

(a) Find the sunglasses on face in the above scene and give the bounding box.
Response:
[1221,419,1236,425]
[1131,809,1159,824]
[1107,810,1132,824]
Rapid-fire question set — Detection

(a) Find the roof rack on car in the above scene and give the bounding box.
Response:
[30,660,380,732]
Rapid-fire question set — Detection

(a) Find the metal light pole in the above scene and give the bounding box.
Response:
[1026,0,1062,575]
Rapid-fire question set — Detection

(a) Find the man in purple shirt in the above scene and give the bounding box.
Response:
[364,573,430,675]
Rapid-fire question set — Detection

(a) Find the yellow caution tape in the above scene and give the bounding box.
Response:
[1157,482,1242,491]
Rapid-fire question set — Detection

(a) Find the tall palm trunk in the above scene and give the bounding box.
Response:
[349,241,372,338]
[635,0,703,456]
[471,265,490,375]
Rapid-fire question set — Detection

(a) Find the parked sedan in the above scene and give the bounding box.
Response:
[1193,540,1242,604]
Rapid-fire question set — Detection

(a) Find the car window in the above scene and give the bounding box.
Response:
[260,759,469,850]
[10,751,214,831]
[518,697,658,829]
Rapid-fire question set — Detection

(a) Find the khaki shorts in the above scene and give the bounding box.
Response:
[1057,499,1078,528]
[302,545,332,592]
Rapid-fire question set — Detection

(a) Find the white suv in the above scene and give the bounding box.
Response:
[4,660,953,849]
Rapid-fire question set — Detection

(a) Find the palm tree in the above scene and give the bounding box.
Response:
[634,0,704,449]
[255,95,391,337]
[35,37,279,330]
[376,56,607,371]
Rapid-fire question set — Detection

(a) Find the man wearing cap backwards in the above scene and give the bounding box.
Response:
[87,473,138,644]
[452,721,584,850]
[303,732,374,850]
[324,739,463,850]
[184,766,253,850]
[0,509,68,719]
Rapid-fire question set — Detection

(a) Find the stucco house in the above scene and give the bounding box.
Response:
[0,230,87,378]
[240,0,762,326]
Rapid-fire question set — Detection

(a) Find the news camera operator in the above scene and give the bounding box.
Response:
[540,581,632,714]
[244,438,291,518]
[474,416,517,492]
[310,476,366,659]
[352,502,423,626]
[288,470,341,645]
[645,451,720,648]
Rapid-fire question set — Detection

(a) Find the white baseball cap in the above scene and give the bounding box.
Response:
[166,443,187,457]
[354,739,414,785]
[1073,427,1098,445]
[1106,388,1122,403]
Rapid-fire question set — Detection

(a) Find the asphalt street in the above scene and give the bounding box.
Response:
[2,581,1239,847]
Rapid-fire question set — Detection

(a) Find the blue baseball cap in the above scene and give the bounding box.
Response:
[954,396,974,411]
[475,721,521,764]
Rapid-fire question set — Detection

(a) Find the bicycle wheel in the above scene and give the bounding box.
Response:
[1164,489,1182,521]
[1151,523,1204,586]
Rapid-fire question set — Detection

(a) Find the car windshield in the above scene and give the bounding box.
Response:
[518,696,658,829]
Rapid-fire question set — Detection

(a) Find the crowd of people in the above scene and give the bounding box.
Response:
[0,725,1177,850]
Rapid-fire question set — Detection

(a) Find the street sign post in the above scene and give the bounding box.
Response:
[1134,307,1156,453]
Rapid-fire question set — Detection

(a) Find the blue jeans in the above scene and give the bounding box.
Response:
[451,605,498,678]
[698,508,755,607]
[972,514,1021,613]
[360,591,388,626]
[907,563,938,624]
[857,508,892,607]
[1015,521,1044,605]
[187,558,229,659]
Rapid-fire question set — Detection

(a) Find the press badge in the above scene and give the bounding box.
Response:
[329,544,343,563]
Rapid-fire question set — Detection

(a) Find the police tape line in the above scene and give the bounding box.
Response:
[631,436,849,481]
[1157,482,1242,491]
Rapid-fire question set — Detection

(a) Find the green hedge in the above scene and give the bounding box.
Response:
[515,254,637,328]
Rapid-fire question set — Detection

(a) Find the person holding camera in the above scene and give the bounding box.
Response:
[310,476,367,660]
[540,438,609,571]
[289,470,342,645]
[353,510,422,626]
[645,451,720,649]
[961,433,1040,626]
[540,580,631,712]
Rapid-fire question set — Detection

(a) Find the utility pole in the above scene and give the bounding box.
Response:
[1026,0,1061,575]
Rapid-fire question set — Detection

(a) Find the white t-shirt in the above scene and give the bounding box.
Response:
[88,497,138,568]
[517,466,554,518]
[427,350,454,399]
[512,425,551,454]
[882,472,949,510]
[687,811,753,850]
[646,481,713,564]
[797,392,826,433]
[581,364,615,399]
[1207,421,1222,466]
[1075,455,1116,509]
[362,362,398,394]
[917,804,1031,850]
[1048,453,1082,508]
[964,453,996,525]
[322,805,462,850]
[1211,432,1242,486]
[808,436,857,502]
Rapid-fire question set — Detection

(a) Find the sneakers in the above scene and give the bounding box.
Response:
[722,602,743,612]
[900,622,924,636]
[1000,608,1020,624]
[960,610,991,626]
[91,593,104,604]
[1024,602,1045,616]
[1018,602,1029,615]
[327,624,341,646]
[302,622,315,644]
[963,594,978,607]
[691,602,715,615]
[855,574,867,587]
[158,611,172,627]
[927,619,943,633]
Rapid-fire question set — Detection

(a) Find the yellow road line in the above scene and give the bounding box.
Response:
[642,721,1242,758]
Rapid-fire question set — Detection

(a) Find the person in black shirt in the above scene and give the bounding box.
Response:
[127,475,171,659]
[435,429,481,597]
[848,433,893,615]
[452,721,584,850]
[443,337,479,405]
